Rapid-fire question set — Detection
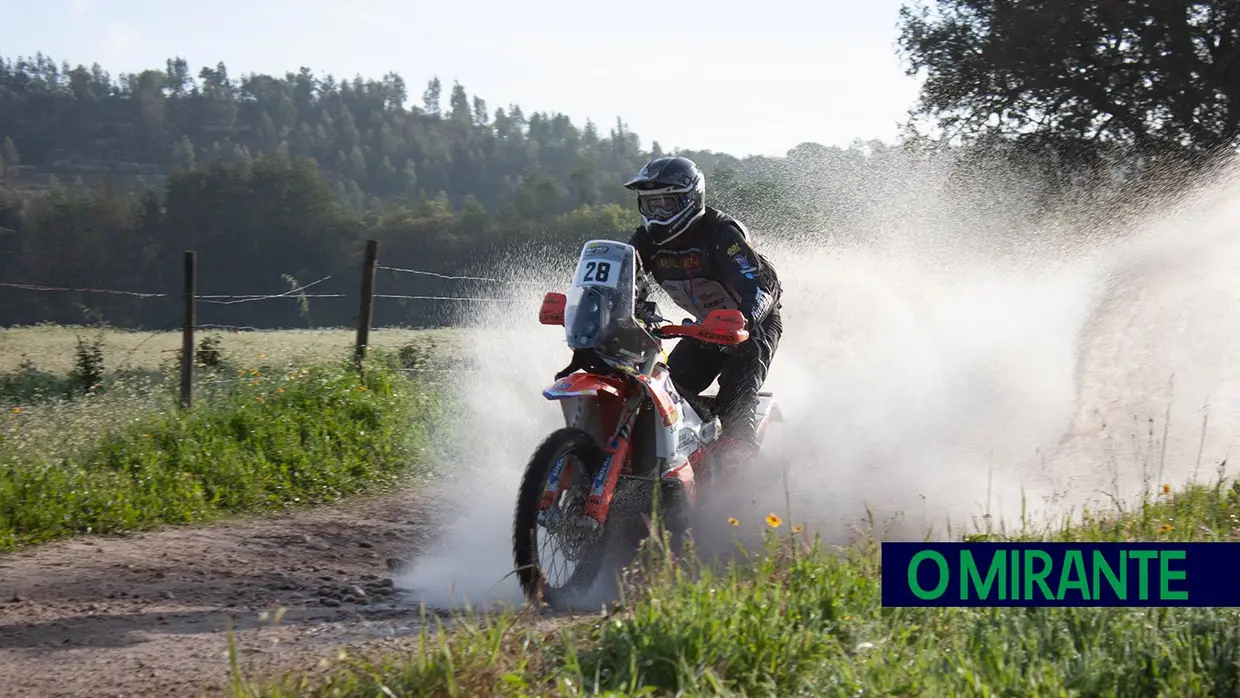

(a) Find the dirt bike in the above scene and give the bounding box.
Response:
[511,239,783,608]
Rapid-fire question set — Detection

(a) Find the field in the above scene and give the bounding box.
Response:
[0,324,463,695]
[3,324,1240,697]
[0,324,463,376]
[249,480,1240,697]
[0,324,463,548]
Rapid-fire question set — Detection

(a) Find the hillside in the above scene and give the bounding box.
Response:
[0,53,912,331]
[0,50,1189,332]
[0,53,752,214]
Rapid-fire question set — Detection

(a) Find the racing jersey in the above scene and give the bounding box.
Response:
[628,206,782,329]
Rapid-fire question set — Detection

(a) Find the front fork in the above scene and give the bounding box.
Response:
[537,394,642,532]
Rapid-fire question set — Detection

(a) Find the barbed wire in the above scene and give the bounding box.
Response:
[0,271,536,305]
[196,275,351,305]
[374,294,525,302]
[195,323,268,332]
[197,293,348,305]
[377,265,544,286]
[196,275,334,298]
[0,282,168,298]
[0,280,346,303]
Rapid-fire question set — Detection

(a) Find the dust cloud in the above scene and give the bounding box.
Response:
[397,150,1240,609]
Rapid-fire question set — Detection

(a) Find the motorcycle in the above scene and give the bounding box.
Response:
[511,239,783,608]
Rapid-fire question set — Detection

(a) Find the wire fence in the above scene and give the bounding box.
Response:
[0,239,538,407]
[0,270,532,305]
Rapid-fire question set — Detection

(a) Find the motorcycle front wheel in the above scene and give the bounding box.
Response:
[512,427,612,608]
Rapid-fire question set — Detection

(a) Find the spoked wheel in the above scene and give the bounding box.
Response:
[512,427,611,609]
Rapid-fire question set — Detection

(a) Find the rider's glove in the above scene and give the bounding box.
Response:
[637,301,659,324]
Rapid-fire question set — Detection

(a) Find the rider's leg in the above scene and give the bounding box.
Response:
[665,334,724,400]
[710,309,783,469]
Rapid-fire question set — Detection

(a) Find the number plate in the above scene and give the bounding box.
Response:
[573,244,627,290]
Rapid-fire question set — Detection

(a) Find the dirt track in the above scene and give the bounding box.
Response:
[0,487,456,698]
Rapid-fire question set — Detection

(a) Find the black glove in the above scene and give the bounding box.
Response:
[637,300,660,324]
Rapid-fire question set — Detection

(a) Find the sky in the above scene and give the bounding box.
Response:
[2,0,926,158]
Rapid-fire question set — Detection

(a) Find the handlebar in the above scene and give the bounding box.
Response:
[638,306,749,346]
[655,324,749,345]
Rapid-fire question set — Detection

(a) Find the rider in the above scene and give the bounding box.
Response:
[623,155,783,477]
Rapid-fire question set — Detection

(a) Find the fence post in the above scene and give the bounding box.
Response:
[180,250,196,409]
[354,239,378,369]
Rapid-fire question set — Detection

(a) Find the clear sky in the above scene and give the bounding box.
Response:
[3,0,924,158]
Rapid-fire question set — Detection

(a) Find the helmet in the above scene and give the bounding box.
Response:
[624,156,706,245]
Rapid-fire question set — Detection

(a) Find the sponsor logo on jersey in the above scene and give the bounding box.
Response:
[656,254,702,270]
[733,254,758,279]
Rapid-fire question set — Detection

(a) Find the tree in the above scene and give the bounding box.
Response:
[897,0,1240,169]
[449,81,471,123]
[422,77,442,116]
[0,52,684,217]
[0,49,907,331]
[570,155,597,206]
[172,135,196,169]
[472,96,489,127]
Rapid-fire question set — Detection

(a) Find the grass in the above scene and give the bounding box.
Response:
[0,323,451,551]
[238,475,1240,697]
[9,324,1239,695]
[0,323,463,376]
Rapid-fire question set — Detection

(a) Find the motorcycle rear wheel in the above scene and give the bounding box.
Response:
[512,427,612,608]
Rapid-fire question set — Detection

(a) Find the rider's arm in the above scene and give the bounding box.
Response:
[712,222,777,329]
[627,227,656,303]
[627,227,665,325]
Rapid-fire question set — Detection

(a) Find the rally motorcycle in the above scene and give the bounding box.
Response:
[511,239,783,607]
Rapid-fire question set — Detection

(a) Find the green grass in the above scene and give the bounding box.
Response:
[239,478,1240,697]
[0,353,441,550]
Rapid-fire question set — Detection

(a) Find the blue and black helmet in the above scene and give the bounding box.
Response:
[624,156,706,245]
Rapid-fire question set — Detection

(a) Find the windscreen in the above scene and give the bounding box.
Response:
[563,240,656,364]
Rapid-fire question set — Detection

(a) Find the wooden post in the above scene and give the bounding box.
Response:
[354,239,378,369]
[180,250,196,409]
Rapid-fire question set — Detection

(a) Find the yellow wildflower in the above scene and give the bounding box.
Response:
[766,513,782,529]
[727,517,739,527]
[792,525,804,534]
[1162,483,1172,495]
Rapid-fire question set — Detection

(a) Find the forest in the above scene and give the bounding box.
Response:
[0,53,817,329]
[1,0,1237,329]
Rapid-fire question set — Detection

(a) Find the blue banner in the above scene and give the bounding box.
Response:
[880,542,1240,607]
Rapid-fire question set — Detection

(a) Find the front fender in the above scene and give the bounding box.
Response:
[543,372,627,401]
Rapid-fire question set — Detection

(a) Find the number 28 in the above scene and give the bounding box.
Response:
[583,261,611,283]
